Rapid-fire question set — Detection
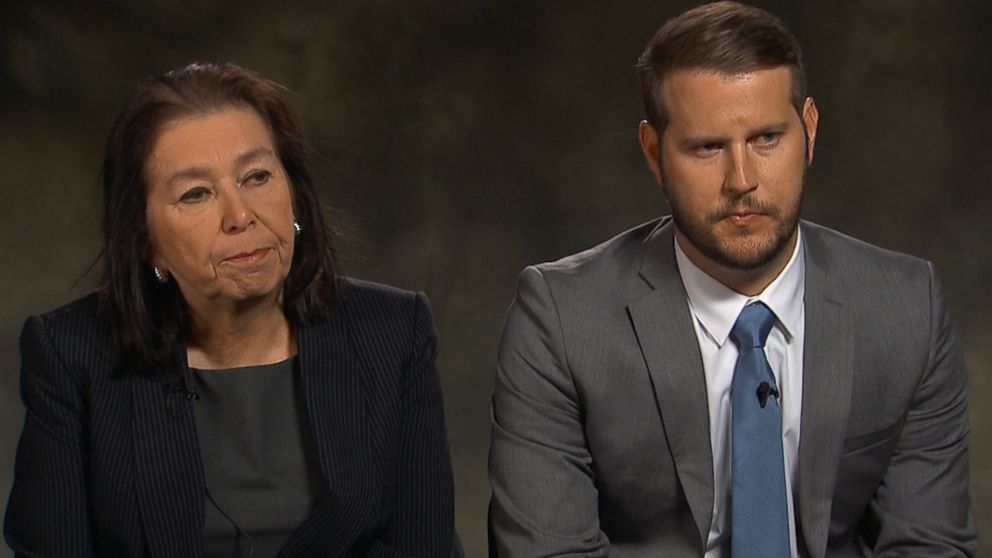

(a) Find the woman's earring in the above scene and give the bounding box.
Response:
[293,221,302,236]
[153,266,168,283]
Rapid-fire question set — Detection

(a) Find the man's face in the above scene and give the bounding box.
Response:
[639,67,818,286]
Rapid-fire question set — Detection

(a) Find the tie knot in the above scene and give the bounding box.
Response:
[729,302,776,349]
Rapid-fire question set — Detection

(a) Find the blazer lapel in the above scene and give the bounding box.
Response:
[278,310,374,557]
[796,223,854,558]
[130,349,205,557]
[626,219,714,547]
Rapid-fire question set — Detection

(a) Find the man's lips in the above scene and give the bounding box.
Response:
[222,248,271,265]
[725,212,766,225]
[727,211,765,222]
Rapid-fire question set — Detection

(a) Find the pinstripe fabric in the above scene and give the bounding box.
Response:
[4,278,458,557]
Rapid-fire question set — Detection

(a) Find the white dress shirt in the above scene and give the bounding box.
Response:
[674,231,806,558]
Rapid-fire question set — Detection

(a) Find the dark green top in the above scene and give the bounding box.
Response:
[191,357,324,557]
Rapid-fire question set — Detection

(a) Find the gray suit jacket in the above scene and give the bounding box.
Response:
[489,217,975,557]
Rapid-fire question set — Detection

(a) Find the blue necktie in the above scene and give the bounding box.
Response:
[730,302,790,557]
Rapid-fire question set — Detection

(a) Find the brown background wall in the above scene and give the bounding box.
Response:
[1,2,989,556]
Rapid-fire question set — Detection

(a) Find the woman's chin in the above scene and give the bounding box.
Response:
[213,274,287,306]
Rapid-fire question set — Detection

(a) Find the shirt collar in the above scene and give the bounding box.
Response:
[674,228,806,347]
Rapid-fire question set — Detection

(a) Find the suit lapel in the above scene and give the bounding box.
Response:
[796,223,854,558]
[626,219,714,547]
[278,309,374,557]
[130,349,205,557]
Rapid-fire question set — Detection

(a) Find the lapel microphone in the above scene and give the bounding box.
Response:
[756,381,780,409]
[162,380,200,401]
[162,380,200,417]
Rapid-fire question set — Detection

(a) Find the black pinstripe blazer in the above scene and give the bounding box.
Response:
[4,278,459,557]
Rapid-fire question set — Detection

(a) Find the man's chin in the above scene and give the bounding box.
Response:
[713,252,779,271]
[672,211,798,272]
[708,233,793,271]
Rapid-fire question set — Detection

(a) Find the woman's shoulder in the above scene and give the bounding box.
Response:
[311,277,435,349]
[24,292,110,344]
[20,292,116,377]
[337,277,431,321]
[340,277,422,302]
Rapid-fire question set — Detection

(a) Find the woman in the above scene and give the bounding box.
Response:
[5,63,459,557]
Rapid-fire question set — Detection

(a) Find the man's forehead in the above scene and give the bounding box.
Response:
[660,66,793,99]
[660,67,797,132]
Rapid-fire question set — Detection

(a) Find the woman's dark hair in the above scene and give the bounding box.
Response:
[98,62,341,368]
[636,1,807,134]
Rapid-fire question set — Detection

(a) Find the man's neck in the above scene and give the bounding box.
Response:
[675,229,799,297]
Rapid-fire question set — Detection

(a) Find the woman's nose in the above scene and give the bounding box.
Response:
[220,189,255,233]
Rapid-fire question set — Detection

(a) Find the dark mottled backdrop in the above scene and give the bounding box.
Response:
[1,2,989,556]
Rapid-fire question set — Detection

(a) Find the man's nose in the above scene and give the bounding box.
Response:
[723,144,757,195]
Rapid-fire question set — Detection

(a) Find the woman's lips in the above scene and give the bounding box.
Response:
[222,248,271,265]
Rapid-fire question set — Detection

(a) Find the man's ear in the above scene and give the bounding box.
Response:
[638,120,663,184]
[802,97,819,165]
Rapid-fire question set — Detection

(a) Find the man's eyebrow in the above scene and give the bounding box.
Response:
[678,122,792,147]
[235,147,275,168]
[679,134,728,148]
[748,122,790,136]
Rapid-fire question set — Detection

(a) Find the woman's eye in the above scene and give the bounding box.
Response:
[179,186,211,203]
[241,170,271,187]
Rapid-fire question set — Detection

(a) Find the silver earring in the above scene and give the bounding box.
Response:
[153,266,168,283]
[293,221,302,236]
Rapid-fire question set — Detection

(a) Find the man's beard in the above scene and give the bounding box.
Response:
[662,168,805,271]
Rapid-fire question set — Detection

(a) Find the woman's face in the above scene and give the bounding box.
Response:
[144,108,296,313]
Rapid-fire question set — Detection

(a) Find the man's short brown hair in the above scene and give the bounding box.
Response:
[636,1,806,133]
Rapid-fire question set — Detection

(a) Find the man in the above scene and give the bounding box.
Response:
[488,2,975,557]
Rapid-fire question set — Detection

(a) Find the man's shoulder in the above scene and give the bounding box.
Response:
[801,221,932,280]
[529,217,670,288]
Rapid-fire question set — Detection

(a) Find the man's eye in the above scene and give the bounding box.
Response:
[694,143,721,157]
[754,133,781,147]
[241,170,271,187]
[179,186,210,203]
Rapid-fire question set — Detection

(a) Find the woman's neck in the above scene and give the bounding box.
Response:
[185,298,296,370]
